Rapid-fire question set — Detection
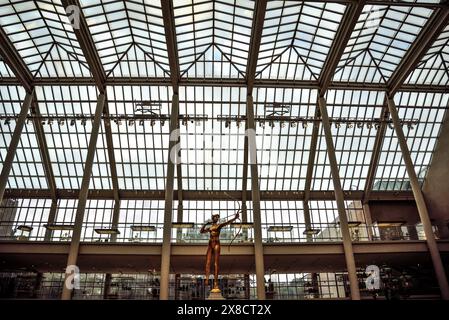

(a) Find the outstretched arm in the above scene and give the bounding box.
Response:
[218,211,240,229]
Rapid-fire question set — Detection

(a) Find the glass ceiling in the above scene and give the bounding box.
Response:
[257,1,345,81]
[0,0,90,77]
[0,57,14,77]
[313,90,385,191]
[0,0,448,196]
[79,0,169,78]
[107,85,172,190]
[334,5,433,83]
[174,0,254,79]
[406,24,449,86]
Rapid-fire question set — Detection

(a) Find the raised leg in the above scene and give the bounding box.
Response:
[205,245,212,286]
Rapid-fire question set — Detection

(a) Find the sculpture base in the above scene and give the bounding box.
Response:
[207,289,225,300]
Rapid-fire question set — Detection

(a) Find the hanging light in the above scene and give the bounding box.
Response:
[58,118,65,126]
[347,122,353,128]
[366,122,373,129]
[335,122,341,128]
[139,120,145,126]
[269,120,274,127]
[4,117,11,125]
[357,122,364,129]
[302,120,308,128]
[129,119,135,126]
[81,118,87,126]
[70,119,76,126]
[160,119,165,126]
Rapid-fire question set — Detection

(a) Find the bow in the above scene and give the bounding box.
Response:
[224,192,242,252]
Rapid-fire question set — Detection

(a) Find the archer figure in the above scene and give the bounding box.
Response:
[200,212,239,292]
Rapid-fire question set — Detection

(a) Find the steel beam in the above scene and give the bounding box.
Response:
[247,95,266,300]
[241,120,249,222]
[159,93,179,300]
[103,100,121,241]
[388,7,449,96]
[246,0,267,94]
[0,91,34,203]
[176,122,184,231]
[44,200,58,241]
[61,0,106,92]
[362,101,388,203]
[31,93,57,202]
[319,1,365,96]
[161,0,180,91]
[61,93,105,300]
[0,27,33,93]
[303,107,320,240]
[387,98,449,300]
[103,102,119,202]
[303,2,365,239]
[1,189,415,201]
[1,77,448,93]
[319,97,360,300]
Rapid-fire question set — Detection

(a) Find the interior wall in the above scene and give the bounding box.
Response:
[368,201,420,225]
[423,112,449,238]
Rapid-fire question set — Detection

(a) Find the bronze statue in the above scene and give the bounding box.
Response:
[200,212,239,292]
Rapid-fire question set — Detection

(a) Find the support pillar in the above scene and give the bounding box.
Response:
[32,272,43,299]
[61,93,105,300]
[176,203,183,241]
[241,119,249,240]
[387,98,449,299]
[244,274,250,299]
[174,274,180,300]
[0,91,33,203]
[159,93,179,300]
[110,200,120,242]
[103,273,112,299]
[247,95,266,300]
[362,203,374,241]
[44,200,58,241]
[318,97,360,300]
[303,202,313,242]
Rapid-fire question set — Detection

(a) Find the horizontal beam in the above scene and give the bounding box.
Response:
[2,188,414,201]
[1,77,447,93]
[1,241,448,274]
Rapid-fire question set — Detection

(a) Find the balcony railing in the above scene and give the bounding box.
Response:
[0,220,438,244]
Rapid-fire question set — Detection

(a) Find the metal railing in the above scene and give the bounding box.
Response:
[0,220,437,244]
